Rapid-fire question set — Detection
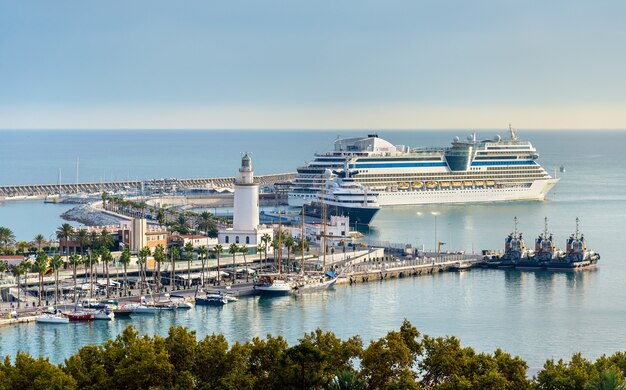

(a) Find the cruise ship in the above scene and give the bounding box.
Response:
[288,126,559,207]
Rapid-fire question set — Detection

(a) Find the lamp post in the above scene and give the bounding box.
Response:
[431,211,440,255]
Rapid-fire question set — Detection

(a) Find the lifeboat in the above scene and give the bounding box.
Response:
[397,182,410,190]
[474,180,485,187]
[411,181,424,189]
[463,181,473,187]
[486,180,496,186]
[440,181,451,188]
[451,181,462,188]
[425,181,437,189]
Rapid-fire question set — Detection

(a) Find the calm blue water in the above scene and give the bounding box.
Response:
[1,129,626,367]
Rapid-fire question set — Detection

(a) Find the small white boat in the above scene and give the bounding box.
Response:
[36,314,69,324]
[296,277,338,291]
[256,279,292,296]
[93,310,114,320]
[173,301,194,309]
[127,304,161,314]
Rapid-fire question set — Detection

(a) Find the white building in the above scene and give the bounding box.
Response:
[218,154,274,254]
[288,215,355,248]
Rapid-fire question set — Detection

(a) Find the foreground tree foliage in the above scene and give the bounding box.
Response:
[2,320,626,389]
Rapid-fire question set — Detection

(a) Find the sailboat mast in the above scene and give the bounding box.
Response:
[277,213,282,274]
[301,207,305,276]
[322,200,327,275]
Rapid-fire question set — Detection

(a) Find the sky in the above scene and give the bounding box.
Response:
[1,0,625,130]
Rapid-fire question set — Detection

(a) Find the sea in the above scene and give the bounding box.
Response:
[1,129,626,368]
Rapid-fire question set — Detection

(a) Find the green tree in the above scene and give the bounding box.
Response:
[213,244,223,285]
[153,244,166,291]
[586,367,626,390]
[360,320,422,389]
[68,252,81,302]
[76,230,89,257]
[198,211,214,235]
[2,352,77,389]
[119,248,131,296]
[56,223,74,262]
[11,262,26,308]
[240,244,250,282]
[261,233,272,271]
[32,251,49,306]
[229,243,239,284]
[536,353,597,390]
[197,245,207,287]
[50,254,63,305]
[156,208,166,226]
[184,241,194,288]
[34,234,45,251]
[100,248,113,298]
[170,246,180,291]
[0,226,16,251]
[138,247,150,295]
[16,241,29,255]
[284,235,295,273]
[88,249,100,300]
[0,260,7,279]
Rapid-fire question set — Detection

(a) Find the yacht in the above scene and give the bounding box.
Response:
[302,170,380,225]
[289,126,558,206]
[255,279,292,296]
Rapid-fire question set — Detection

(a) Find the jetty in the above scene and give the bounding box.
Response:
[0,173,295,199]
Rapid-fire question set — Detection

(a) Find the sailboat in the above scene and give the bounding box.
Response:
[256,214,294,296]
[295,190,338,291]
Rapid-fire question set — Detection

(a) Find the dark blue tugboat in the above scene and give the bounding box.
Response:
[546,218,600,270]
[496,217,527,268]
[515,217,556,269]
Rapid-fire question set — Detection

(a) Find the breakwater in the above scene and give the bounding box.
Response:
[0,173,295,198]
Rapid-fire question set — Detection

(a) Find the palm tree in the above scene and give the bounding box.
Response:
[89,231,99,251]
[213,244,223,285]
[100,248,113,298]
[261,233,272,271]
[56,223,74,262]
[32,251,49,306]
[240,245,250,282]
[34,234,45,252]
[138,247,150,295]
[153,244,166,291]
[77,230,89,257]
[184,241,194,288]
[0,227,16,251]
[89,249,100,301]
[50,254,63,305]
[170,246,180,290]
[119,248,131,297]
[198,211,214,235]
[99,229,114,250]
[284,235,295,273]
[156,209,166,226]
[68,252,81,302]
[197,245,207,287]
[11,262,26,308]
[229,243,239,284]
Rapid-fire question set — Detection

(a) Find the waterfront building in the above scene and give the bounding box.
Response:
[218,154,273,254]
[288,215,356,248]
[168,234,217,249]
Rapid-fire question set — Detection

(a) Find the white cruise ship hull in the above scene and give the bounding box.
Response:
[375,179,558,206]
[290,179,558,207]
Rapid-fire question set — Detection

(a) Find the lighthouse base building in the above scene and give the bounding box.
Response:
[218,154,273,254]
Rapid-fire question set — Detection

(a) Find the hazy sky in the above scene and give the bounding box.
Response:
[1,1,625,129]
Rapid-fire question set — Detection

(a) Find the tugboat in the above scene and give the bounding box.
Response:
[547,218,600,270]
[497,217,527,268]
[515,217,559,269]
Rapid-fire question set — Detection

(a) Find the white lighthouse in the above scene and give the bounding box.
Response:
[233,154,259,231]
[218,154,273,254]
